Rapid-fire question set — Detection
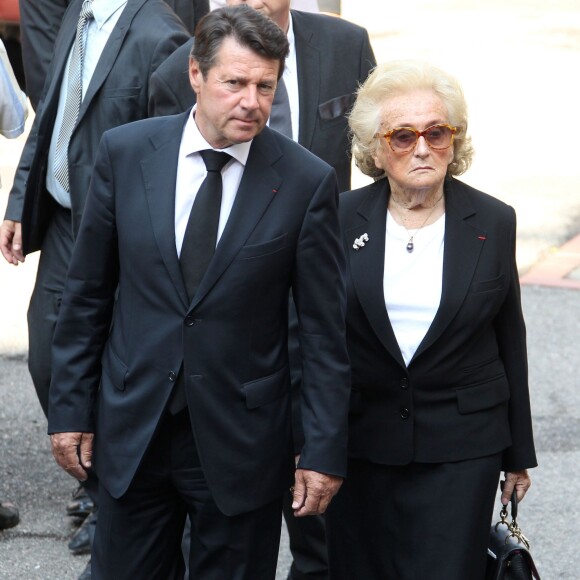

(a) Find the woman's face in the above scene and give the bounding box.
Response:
[372,89,454,198]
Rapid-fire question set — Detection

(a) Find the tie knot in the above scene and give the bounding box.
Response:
[80,0,94,20]
[200,150,231,173]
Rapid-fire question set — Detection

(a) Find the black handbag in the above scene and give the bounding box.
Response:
[485,490,540,579]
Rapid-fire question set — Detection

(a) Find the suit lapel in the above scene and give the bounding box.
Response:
[41,3,79,114]
[345,180,405,366]
[141,113,190,309]
[292,11,320,151]
[412,178,487,360]
[77,0,146,123]
[189,129,283,310]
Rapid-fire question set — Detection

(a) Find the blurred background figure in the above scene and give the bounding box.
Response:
[326,60,537,580]
[0,36,27,533]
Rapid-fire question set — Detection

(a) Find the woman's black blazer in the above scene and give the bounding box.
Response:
[340,177,537,472]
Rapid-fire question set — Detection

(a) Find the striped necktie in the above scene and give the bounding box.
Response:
[54,0,94,192]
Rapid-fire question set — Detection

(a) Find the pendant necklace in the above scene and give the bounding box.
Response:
[391,193,443,253]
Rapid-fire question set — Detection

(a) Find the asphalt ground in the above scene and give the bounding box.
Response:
[2,0,580,578]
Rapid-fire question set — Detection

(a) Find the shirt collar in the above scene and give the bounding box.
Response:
[183,107,252,167]
[92,0,128,29]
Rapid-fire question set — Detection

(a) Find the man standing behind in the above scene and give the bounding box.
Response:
[47,6,350,579]
[18,0,208,110]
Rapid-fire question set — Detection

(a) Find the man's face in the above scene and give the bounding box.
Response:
[226,0,291,31]
[189,37,280,149]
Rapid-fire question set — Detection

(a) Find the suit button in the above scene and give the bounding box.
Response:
[185,316,196,327]
[169,371,177,382]
[400,378,409,389]
[400,408,410,419]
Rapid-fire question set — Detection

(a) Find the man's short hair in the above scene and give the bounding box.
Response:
[192,5,289,80]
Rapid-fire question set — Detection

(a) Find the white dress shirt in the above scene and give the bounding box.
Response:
[46,0,128,208]
[384,210,445,366]
[175,108,252,256]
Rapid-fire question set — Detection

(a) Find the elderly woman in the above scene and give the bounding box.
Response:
[325,60,537,579]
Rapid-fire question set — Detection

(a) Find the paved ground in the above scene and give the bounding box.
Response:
[1,0,580,578]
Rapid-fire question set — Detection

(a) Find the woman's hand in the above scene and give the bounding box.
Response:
[501,469,531,505]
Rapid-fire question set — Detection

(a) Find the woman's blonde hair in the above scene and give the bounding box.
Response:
[349,60,474,178]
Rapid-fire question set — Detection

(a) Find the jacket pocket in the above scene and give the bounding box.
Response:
[318,94,354,121]
[242,366,288,409]
[455,375,510,414]
[470,274,505,294]
[102,86,141,99]
[103,347,128,391]
[238,234,287,260]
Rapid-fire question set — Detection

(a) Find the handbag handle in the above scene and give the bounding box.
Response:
[496,483,529,548]
[509,488,518,520]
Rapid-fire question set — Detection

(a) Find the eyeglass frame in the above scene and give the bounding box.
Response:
[377,123,458,153]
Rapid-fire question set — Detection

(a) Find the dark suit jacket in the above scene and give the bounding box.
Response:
[19,0,72,110]
[48,112,351,517]
[163,0,209,33]
[340,177,537,472]
[5,0,189,254]
[148,10,376,192]
[18,0,206,109]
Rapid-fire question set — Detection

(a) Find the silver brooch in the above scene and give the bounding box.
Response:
[353,233,369,250]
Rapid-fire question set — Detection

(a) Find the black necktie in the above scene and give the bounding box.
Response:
[168,150,231,415]
[180,150,231,301]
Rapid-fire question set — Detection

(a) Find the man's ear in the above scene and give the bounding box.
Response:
[189,58,202,94]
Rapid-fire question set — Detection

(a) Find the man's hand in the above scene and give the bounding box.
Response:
[291,468,343,517]
[501,469,531,505]
[0,220,24,265]
[50,432,94,481]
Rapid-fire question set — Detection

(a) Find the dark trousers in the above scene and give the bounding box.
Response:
[27,204,74,418]
[282,491,328,580]
[27,205,99,503]
[326,454,502,580]
[93,409,283,580]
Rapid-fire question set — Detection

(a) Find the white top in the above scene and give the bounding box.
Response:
[174,108,251,256]
[384,210,445,366]
[47,0,128,208]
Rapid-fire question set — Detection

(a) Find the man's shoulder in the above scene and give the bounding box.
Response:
[104,112,187,145]
[291,10,370,39]
[154,36,194,77]
[129,0,191,32]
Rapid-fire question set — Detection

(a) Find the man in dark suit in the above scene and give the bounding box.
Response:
[149,5,375,577]
[0,0,188,576]
[47,6,350,578]
[149,0,376,193]
[18,0,208,110]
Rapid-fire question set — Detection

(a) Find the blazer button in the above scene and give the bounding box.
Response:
[168,371,177,382]
[400,378,409,389]
[185,316,196,327]
[400,408,410,420]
